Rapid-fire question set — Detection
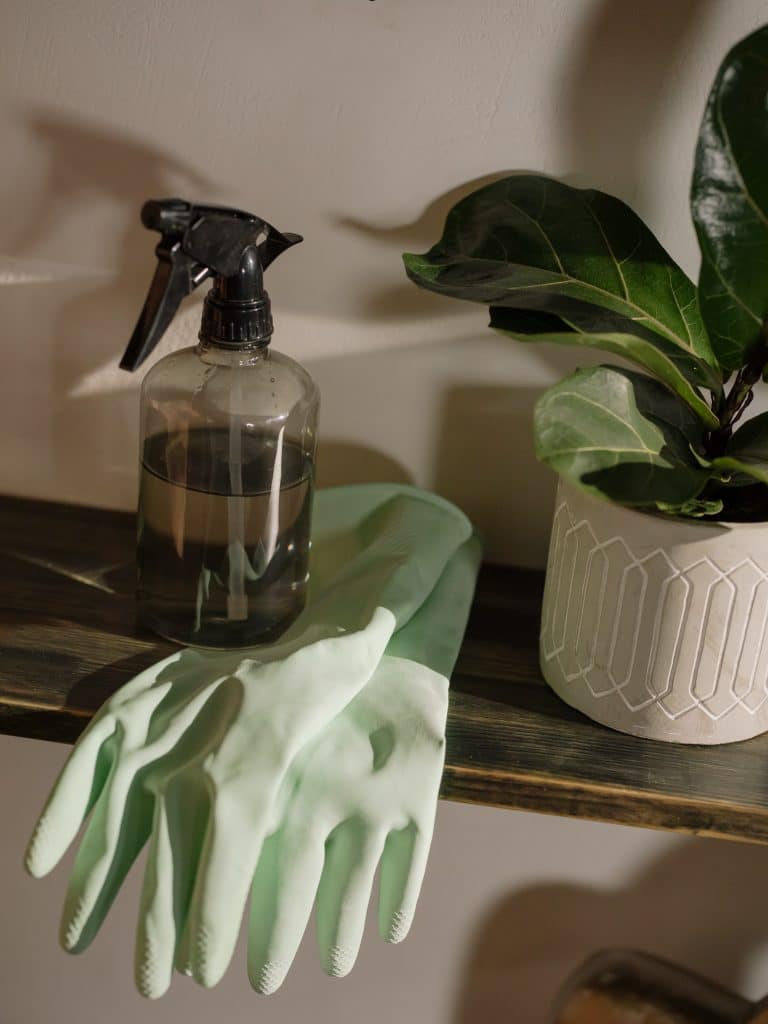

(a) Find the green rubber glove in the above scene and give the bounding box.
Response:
[24,485,473,998]
[246,534,482,994]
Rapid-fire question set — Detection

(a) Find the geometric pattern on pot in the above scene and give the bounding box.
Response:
[541,498,768,723]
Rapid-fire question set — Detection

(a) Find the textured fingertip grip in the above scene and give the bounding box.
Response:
[385,909,413,944]
[135,938,170,1000]
[252,958,290,995]
[25,816,52,878]
[191,925,225,989]
[60,896,89,953]
[324,945,356,978]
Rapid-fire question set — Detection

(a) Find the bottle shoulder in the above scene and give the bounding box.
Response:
[140,346,200,391]
[268,349,319,401]
[140,345,318,417]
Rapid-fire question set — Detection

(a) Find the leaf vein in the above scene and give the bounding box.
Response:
[583,195,630,300]
[502,195,565,275]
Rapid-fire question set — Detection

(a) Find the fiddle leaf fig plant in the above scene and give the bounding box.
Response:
[404,25,768,520]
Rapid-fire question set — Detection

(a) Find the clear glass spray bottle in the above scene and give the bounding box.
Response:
[120,199,318,648]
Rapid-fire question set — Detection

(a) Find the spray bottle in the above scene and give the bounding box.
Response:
[120,199,318,648]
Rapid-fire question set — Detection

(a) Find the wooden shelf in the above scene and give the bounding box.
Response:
[3,494,768,844]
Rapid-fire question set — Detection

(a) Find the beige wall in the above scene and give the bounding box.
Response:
[4,1,768,1019]
[4,0,767,565]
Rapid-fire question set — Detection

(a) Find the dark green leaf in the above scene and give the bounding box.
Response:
[691,26,768,371]
[710,411,768,485]
[710,456,768,486]
[490,307,719,427]
[404,175,719,378]
[534,365,710,506]
[705,483,768,521]
[488,307,574,335]
[493,294,698,340]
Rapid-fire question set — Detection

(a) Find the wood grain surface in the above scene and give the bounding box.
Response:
[3,494,768,844]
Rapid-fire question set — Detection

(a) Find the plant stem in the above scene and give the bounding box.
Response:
[706,321,768,457]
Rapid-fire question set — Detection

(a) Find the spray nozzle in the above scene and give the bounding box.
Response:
[120,199,302,371]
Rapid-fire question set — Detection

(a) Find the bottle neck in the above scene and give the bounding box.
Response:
[200,271,274,349]
[196,338,270,367]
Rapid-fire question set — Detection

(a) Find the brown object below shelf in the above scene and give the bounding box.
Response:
[3,493,768,845]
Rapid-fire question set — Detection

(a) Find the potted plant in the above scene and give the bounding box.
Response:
[404,25,768,744]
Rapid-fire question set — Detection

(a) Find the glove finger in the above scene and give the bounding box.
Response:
[172,686,259,980]
[247,826,326,995]
[30,646,199,880]
[135,776,209,998]
[182,799,266,989]
[378,822,432,944]
[316,821,386,978]
[60,766,154,954]
[25,714,117,878]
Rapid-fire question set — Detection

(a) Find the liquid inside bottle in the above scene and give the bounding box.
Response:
[138,427,313,647]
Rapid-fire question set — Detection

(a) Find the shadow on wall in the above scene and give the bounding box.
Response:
[5,109,217,507]
[7,110,214,259]
[559,0,715,204]
[453,834,768,1022]
[434,386,558,568]
[335,172,517,324]
[315,441,412,489]
[307,333,595,566]
[336,0,716,326]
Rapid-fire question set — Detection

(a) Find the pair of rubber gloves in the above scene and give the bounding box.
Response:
[25,484,480,998]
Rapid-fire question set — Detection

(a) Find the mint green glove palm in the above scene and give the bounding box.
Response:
[25,486,474,999]
[247,534,481,994]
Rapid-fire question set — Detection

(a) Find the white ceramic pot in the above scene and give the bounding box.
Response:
[540,481,768,744]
